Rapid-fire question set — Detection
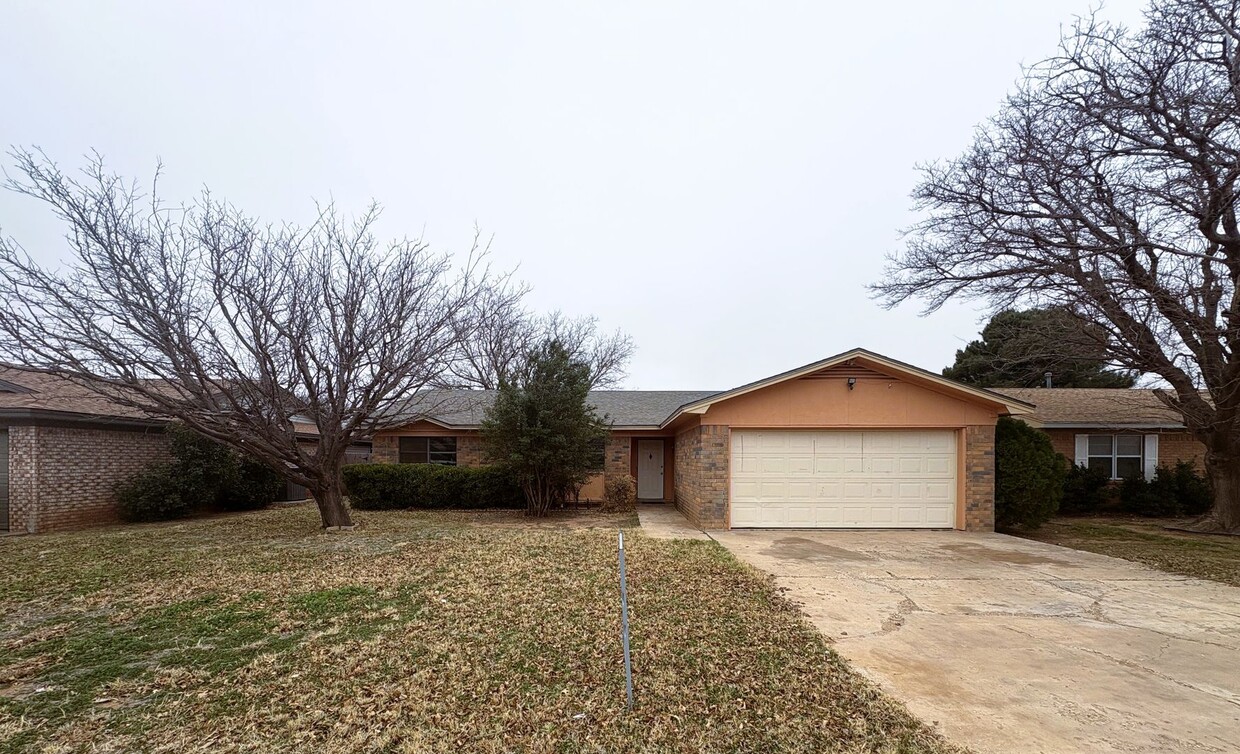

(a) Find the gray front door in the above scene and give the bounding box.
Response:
[0,429,9,531]
[636,439,664,500]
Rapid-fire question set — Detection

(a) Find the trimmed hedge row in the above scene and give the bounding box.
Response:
[342,463,524,510]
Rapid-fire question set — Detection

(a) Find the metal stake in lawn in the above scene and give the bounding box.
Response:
[617,529,634,710]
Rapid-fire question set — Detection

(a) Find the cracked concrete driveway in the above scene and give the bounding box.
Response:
[710,529,1240,754]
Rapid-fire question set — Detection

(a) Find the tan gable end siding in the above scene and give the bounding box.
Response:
[1041,428,1205,472]
[7,424,169,533]
[673,425,729,529]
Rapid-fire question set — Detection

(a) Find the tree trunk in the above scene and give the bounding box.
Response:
[1204,450,1240,532]
[310,471,354,529]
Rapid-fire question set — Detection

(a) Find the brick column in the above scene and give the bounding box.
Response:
[696,426,731,529]
[964,424,996,531]
[8,425,38,534]
[673,425,730,529]
[603,436,631,488]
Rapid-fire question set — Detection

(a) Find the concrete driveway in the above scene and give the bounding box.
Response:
[708,528,1240,754]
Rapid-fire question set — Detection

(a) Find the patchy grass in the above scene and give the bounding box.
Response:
[1015,516,1240,587]
[0,506,960,753]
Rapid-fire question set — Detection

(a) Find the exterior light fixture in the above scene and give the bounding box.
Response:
[847,377,857,390]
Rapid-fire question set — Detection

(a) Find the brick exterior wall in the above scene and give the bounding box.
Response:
[964,425,996,532]
[456,434,485,467]
[673,425,730,529]
[6,424,169,534]
[1042,428,1205,472]
[603,435,631,489]
[371,435,398,463]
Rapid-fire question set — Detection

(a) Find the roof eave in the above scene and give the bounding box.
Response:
[0,407,166,429]
[1038,421,1187,430]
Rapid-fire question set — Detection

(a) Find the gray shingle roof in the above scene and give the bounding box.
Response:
[991,388,1187,427]
[385,389,720,429]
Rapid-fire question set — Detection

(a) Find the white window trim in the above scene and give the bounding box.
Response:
[1073,433,1159,480]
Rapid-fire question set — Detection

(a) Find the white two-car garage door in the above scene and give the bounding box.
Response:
[729,430,957,528]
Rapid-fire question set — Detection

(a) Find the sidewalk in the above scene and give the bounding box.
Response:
[636,504,710,540]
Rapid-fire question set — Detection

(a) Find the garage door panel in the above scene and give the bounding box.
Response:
[815,481,843,500]
[731,430,957,529]
[786,481,814,500]
[731,502,759,527]
[814,433,861,453]
[870,456,896,474]
[896,482,923,500]
[869,482,894,500]
[787,456,813,474]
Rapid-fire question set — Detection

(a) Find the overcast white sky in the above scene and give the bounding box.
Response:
[0,0,1149,390]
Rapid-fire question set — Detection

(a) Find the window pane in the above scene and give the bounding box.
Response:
[1087,456,1114,477]
[1116,435,1142,456]
[399,437,428,464]
[1116,456,1143,479]
[1088,435,1113,455]
[588,438,606,471]
[428,437,456,454]
[428,436,457,466]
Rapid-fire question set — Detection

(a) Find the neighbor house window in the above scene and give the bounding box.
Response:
[1086,434,1143,480]
[588,437,606,472]
[399,436,457,465]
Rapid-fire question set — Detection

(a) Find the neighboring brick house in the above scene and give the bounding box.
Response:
[370,348,1034,532]
[0,366,367,534]
[0,365,171,534]
[993,388,1205,479]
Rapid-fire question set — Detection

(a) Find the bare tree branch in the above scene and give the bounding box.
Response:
[0,149,501,528]
[873,0,1240,530]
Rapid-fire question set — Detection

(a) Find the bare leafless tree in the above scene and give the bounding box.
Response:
[0,149,500,528]
[442,291,635,390]
[873,0,1240,530]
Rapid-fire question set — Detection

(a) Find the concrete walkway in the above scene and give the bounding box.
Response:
[708,529,1240,754]
[635,504,710,540]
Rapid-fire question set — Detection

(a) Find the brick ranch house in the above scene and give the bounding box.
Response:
[375,348,1043,531]
[993,387,1206,480]
[0,365,362,534]
[0,365,171,534]
[2,351,1211,535]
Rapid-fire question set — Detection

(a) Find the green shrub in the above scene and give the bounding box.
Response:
[1120,462,1213,517]
[994,417,1067,529]
[1119,473,1175,516]
[1059,462,1112,515]
[1166,461,1213,516]
[219,457,286,512]
[115,423,284,522]
[480,339,611,516]
[115,462,196,522]
[601,474,636,513]
[342,463,524,510]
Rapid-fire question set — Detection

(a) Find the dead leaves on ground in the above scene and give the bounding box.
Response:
[0,506,961,753]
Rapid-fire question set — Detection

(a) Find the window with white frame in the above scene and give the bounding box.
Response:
[1086,434,1143,479]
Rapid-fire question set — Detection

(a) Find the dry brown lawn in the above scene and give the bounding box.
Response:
[1015,516,1240,587]
[0,505,961,753]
